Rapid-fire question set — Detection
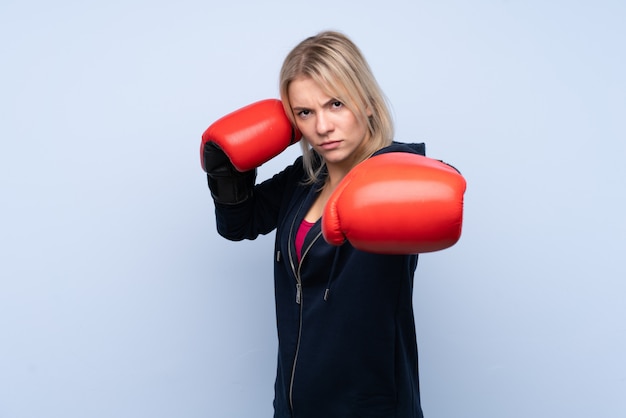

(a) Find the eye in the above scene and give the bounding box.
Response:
[296,109,311,119]
[331,101,343,109]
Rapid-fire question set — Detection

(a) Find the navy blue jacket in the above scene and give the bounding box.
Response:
[214,142,426,418]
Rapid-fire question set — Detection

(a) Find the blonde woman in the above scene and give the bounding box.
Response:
[201,31,465,417]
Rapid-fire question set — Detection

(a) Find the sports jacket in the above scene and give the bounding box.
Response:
[214,142,426,418]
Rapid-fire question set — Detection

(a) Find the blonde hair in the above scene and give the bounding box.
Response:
[279,31,394,183]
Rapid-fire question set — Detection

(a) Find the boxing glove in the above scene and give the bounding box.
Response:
[201,99,301,204]
[201,99,301,172]
[322,152,466,254]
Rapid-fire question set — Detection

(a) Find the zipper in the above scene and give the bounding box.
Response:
[286,200,304,412]
[292,229,323,303]
[286,196,323,412]
[287,231,323,412]
[287,208,301,302]
[289,286,304,412]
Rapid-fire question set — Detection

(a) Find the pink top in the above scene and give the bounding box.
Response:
[295,219,315,262]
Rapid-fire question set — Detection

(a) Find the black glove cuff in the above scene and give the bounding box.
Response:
[207,169,256,205]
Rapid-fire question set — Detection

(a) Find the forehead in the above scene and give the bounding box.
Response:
[288,76,343,106]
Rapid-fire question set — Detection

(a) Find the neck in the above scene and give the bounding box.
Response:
[325,163,351,191]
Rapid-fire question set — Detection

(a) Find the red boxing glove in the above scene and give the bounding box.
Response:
[200,99,301,172]
[322,152,466,254]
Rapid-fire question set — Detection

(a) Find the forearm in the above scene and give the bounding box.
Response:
[212,160,304,241]
[214,196,273,241]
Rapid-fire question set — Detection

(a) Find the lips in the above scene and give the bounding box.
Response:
[319,140,342,150]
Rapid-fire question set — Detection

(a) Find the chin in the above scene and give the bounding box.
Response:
[321,153,349,165]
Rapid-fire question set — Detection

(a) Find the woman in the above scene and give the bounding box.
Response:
[204,31,434,417]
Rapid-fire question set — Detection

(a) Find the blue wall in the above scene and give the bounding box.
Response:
[1,1,625,417]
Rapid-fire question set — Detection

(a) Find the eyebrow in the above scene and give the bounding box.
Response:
[292,98,339,112]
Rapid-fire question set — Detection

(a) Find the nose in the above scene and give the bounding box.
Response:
[316,110,333,135]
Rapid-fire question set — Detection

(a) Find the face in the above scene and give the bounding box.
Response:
[288,76,370,176]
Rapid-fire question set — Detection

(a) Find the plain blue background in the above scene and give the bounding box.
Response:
[1,0,625,417]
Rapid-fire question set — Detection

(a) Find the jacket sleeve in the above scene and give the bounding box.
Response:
[213,157,305,241]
